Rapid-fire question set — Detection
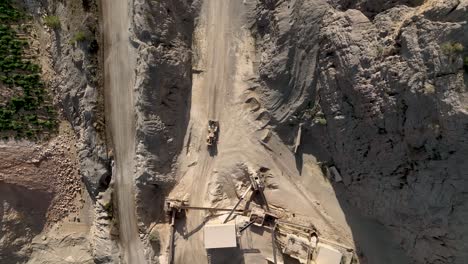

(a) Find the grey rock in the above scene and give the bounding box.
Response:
[253,0,468,263]
[131,0,195,187]
[37,0,110,196]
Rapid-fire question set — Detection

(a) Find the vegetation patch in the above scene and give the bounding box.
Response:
[314,116,327,126]
[70,31,87,44]
[103,200,114,219]
[43,15,61,29]
[441,42,464,55]
[0,0,57,140]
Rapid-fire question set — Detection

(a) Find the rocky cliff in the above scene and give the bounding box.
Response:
[42,0,109,197]
[0,0,116,263]
[253,0,468,263]
[129,0,197,258]
[132,0,195,188]
[21,0,109,196]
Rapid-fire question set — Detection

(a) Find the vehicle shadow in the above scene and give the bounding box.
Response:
[208,144,218,157]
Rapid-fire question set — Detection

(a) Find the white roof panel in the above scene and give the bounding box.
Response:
[315,243,343,264]
[204,223,237,249]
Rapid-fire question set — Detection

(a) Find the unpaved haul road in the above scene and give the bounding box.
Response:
[171,0,357,263]
[173,0,242,263]
[102,0,146,263]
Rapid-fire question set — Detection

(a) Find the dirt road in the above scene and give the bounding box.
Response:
[170,0,357,263]
[102,0,146,263]
[171,1,244,263]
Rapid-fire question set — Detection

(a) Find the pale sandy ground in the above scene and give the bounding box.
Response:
[168,0,411,264]
[170,0,352,263]
[102,0,145,263]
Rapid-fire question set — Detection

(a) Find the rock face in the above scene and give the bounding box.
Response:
[252,0,468,263]
[11,1,116,263]
[132,0,196,187]
[119,2,199,260]
[21,0,110,196]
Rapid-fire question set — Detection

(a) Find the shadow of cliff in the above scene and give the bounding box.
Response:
[332,185,413,264]
[294,124,331,175]
[0,182,53,264]
[295,127,413,264]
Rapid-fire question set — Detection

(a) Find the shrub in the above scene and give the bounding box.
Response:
[315,117,327,125]
[453,43,464,52]
[148,231,160,242]
[103,201,113,216]
[0,2,57,139]
[71,31,87,43]
[441,42,464,55]
[44,16,61,29]
[0,1,23,22]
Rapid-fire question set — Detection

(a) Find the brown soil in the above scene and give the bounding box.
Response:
[0,121,83,224]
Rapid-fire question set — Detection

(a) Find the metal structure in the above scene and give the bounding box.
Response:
[274,221,318,264]
[163,169,354,264]
[164,198,245,263]
[223,171,269,224]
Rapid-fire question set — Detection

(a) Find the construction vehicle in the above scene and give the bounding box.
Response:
[206,120,219,147]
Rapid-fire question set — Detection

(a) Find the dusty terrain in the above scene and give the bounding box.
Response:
[0,123,90,263]
[1,0,467,263]
[158,0,411,263]
[169,0,356,263]
[102,0,146,263]
[1,0,115,263]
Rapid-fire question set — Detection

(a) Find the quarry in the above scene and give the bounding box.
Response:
[0,0,467,264]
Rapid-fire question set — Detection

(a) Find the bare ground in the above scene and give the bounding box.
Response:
[169,0,354,263]
[102,0,146,263]
[0,122,90,263]
[0,122,82,224]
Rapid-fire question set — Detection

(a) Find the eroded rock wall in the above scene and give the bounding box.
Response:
[21,0,110,196]
[132,0,196,187]
[8,1,117,263]
[130,2,198,257]
[252,0,468,263]
[318,2,468,263]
